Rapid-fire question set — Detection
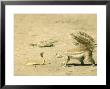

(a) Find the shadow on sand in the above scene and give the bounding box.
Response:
[66,63,97,67]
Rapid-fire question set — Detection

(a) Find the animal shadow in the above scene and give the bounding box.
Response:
[66,63,97,67]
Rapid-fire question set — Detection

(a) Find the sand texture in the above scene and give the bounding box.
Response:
[14,14,97,76]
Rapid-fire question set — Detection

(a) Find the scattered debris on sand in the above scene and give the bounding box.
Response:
[29,39,58,48]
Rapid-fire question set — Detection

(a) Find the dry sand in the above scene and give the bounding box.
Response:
[14,14,97,76]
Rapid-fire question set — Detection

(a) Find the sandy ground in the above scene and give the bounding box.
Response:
[14,14,97,76]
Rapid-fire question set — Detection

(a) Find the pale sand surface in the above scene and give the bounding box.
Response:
[14,14,97,76]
